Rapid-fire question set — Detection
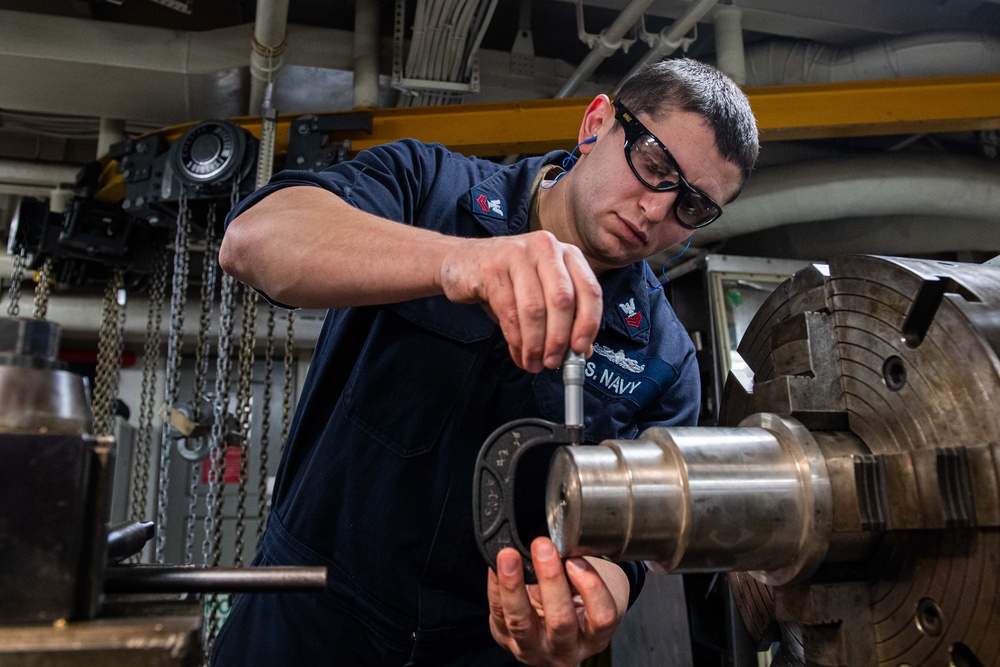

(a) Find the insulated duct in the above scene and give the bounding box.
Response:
[744,31,1000,86]
[693,153,1000,247]
[727,215,1000,259]
[0,10,354,125]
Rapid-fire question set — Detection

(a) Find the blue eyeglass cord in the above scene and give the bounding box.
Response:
[540,136,596,190]
[645,236,692,291]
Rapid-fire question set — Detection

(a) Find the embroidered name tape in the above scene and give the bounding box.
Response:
[584,343,677,406]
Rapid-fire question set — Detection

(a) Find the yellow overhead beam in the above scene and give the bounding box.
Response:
[158,74,1000,156]
[747,73,1000,141]
[157,98,590,159]
[99,74,999,198]
[348,75,1000,151]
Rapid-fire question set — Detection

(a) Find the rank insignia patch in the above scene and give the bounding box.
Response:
[470,188,506,220]
[617,297,649,337]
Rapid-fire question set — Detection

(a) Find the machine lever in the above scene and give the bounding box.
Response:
[106,520,156,565]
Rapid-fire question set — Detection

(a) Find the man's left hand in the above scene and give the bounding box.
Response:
[487,537,627,667]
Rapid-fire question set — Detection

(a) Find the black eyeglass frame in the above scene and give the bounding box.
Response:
[612,99,723,230]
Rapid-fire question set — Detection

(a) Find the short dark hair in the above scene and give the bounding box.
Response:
[617,58,759,192]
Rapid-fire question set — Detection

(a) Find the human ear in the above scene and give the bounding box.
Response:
[577,94,613,149]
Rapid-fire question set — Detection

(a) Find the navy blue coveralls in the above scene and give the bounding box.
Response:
[211,140,700,666]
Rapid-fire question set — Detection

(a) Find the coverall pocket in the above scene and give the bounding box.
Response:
[343,299,493,458]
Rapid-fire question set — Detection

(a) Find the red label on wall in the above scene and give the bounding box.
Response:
[201,446,244,485]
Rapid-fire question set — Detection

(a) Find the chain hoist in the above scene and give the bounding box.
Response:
[184,206,220,566]
[6,249,25,316]
[93,268,126,437]
[155,196,192,563]
[31,257,54,320]
[129,248,169,546]
[257,304,276,545]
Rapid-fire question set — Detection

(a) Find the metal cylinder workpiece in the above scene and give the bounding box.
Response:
[546,413,832,585]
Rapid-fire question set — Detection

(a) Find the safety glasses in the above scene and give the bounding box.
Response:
[612,99,723,229]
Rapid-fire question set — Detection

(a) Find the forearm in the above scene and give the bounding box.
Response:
[219,185,466,309]
[221,182,605,373]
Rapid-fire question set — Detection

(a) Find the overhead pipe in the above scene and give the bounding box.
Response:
[556,0,654,98]
[353,0,380,109]
[614,0,718,93]
[714,5,745,85]
[0,159,79,188]
[249,0,291,115]
[97,118,125,159]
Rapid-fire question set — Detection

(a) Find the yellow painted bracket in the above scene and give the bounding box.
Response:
[97,74,1000,200]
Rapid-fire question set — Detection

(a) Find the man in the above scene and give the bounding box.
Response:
[212,58,758,666]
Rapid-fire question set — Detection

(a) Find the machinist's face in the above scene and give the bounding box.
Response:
[568,99,743,273]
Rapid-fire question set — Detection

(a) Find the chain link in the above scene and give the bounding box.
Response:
[129,249,169,554]
[232,285,257,568]
[280,310,295,454]
[32,257,54,320]
[93,268,126,436]
[6,249,25,316]
[204,270,237,653]
[155,197,192,563]
[256,304,276,545]
[184,207,220,566]
[203,181,254,660]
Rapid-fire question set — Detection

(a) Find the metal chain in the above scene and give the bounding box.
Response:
[129,248,169,548]
[6,249,25,316]
[280,310,295,455]
[93,268,126,436]
[193,207,220,422]
[204,181,249,660]
[256,304,276,545]
[114,277,127,421]
[155,197,192,563]
[205,182,244,566]
[32,257,54,320]
[233,285,257,568]
[204,271,238,653]
[184,207,220,566]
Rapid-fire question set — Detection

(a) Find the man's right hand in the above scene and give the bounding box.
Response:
[439,230,603,373]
